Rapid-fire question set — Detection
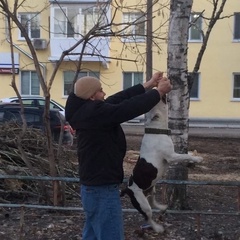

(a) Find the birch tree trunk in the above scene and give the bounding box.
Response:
[166,0,193,210]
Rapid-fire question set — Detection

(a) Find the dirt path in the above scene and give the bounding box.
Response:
[0,136,239,240]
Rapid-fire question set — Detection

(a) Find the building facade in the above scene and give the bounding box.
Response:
[0,0,239,123]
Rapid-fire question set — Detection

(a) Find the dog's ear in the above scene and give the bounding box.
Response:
[161,95,167,104]
[129,175,134,186]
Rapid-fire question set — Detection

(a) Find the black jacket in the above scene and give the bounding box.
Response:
[65,84,160,186]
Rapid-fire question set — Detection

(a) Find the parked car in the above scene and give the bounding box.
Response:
[0,96,65,116]
[0,103,73,145]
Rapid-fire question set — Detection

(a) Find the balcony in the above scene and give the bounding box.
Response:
[49,0,111,65]
[49,37,109,64]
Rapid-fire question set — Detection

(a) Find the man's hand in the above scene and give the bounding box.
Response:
[151,71,164,87]
[143,71,163,89]
[157,77,172,96]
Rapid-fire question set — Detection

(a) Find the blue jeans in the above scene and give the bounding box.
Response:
[80,184,124,240]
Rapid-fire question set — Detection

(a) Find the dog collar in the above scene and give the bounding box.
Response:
[145,128,171,135]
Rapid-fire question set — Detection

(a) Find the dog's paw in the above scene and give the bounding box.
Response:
[152,202,168,212]
[159,204,168,212]
[152,223,164,233]
[194,156,203,163]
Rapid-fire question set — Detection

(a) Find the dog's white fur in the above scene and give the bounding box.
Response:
[121,96,203,233]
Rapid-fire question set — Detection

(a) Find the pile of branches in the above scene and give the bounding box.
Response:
[0,122,78,204]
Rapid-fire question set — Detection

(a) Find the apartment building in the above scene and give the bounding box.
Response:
[0,0,239,123]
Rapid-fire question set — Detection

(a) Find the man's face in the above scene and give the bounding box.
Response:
[91,88,106,101]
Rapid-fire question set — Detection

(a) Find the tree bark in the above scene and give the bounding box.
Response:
[166,0,193,209]
[166,164,189,210]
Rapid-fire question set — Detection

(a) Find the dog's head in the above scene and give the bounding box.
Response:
[145,94,168,128]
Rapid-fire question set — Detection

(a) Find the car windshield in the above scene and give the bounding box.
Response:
[50,99,65,109]
[8,98,64,111]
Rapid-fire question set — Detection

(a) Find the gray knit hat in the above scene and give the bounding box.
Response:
[74,76,101,99]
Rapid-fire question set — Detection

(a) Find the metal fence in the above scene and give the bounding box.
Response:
[0,174,240,237]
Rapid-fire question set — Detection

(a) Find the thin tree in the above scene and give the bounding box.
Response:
[167,0,228,209]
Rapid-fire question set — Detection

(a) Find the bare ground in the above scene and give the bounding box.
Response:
[0,135,240,240]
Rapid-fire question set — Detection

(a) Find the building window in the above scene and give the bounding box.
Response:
[233,74,240,99]
[63,71,100,96]
[123,72,143,90]
[19,13,40,39]
[53,5,108,38]
[190,72,200,99]
[189,13,202,41]
[122,12,145,41]
[77,71,100,79]
[63,71,75,96]
[234,13,240,40]
[80,7,107,36]
[54,8,76,38]
[21,71,40,95]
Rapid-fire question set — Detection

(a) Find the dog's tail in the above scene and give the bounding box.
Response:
[120,177,148,221]
[120,174,134,197]
[121,187,148,221]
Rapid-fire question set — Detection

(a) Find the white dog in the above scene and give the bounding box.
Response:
[121,95,203,233]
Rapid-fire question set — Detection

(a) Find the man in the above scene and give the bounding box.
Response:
[65,72,172,240]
